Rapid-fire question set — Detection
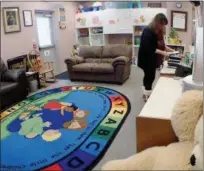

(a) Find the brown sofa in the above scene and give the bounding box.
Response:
[65,45,132,84]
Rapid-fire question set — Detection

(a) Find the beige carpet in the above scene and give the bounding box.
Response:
[31,66,159,170]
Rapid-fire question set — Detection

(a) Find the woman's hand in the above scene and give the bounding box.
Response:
[163,51,167,57]
[166,46,175,52]
[155,49,167,56]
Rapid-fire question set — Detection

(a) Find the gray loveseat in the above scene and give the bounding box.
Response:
[65,45,132,84]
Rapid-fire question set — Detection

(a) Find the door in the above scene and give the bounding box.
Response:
[35,10,59,75]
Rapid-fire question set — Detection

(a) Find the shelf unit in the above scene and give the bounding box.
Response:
[132,25,146,63]
[166,43,186,54]
[76,27,104,46]
[89,27,104,46]
[77,28,90,45]
[75,8,167,62]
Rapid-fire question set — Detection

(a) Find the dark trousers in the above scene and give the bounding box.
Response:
[143,67,156,90]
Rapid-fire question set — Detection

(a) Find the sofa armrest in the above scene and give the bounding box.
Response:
[1,68,26,82]
[112,56,130,67]
[65,56,84,66]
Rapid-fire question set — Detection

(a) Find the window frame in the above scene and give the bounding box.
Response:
[35,10,55,49]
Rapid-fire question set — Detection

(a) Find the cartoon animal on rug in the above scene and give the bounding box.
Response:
[7,107,42,134]
[7,101,89,141]
[7,111,52,139]
[102,90,203,170]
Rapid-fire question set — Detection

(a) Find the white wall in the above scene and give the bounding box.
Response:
[166,1,193,46]
[1,2,78,73]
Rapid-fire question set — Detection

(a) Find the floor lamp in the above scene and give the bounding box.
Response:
[182,1,203,92]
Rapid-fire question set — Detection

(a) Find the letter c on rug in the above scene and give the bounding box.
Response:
[86,142,100,151]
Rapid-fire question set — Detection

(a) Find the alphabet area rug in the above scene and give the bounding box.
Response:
[1,86,131,171]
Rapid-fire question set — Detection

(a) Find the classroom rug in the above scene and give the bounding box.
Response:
[0,86,131,171]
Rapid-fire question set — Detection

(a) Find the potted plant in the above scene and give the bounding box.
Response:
[168,28,179,44]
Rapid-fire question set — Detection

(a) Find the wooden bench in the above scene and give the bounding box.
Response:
[136,77,182,152]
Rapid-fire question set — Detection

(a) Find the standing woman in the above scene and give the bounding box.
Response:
[138,13,168,101]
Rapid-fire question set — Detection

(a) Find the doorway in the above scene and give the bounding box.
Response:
[35,10,60,75]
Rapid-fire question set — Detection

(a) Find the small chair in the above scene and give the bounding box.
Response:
[27,54,56,86]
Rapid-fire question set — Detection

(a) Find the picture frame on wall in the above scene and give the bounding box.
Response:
[171,10,188,32]
[23,10,33,27]
[2,7,21,33]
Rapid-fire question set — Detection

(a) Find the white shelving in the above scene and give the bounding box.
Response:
[78,37,90,45]
[90,33,103,36]
[166,43,186,54]
[90,34,104,46]
[132,25,147,60]
[90,27,104,46]
[76,28,90,46]
[75,8,167,59]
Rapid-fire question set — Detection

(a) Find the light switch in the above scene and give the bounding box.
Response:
[44,50,50,56]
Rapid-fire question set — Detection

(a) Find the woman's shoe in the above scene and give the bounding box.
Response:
[144,89,152,102]
[142,86,146,99]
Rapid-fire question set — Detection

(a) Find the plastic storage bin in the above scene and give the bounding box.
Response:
[104,2,135,9]
[81,7,93,12]
[28,79,38,92]
[93,6,102,11]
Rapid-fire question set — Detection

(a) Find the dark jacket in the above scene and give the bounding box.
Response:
[138,27,158,69]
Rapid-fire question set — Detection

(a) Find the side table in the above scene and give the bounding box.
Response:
[26,72,41,89]
[136,77,181,152]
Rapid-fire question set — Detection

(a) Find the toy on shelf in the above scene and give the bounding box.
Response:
[134,27,143,36]
[134,37,140,46]
[124,39,132,45]
[78,28,89,37]
[91,27,103,34]
[134,26,145,46]
[134,15,146,24]
[71,44,79,57]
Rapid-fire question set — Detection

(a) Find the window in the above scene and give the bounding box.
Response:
[36,16,53,48]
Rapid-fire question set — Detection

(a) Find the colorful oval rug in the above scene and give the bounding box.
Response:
[1,86,131,171]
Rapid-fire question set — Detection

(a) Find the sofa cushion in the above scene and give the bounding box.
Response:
[72,63,93,72]
[0,82,18,95]
[92,63,114,73]
[85,58,101,63]
[100,58,113,63]
[78,46,102,58]
[102,45,132,58]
